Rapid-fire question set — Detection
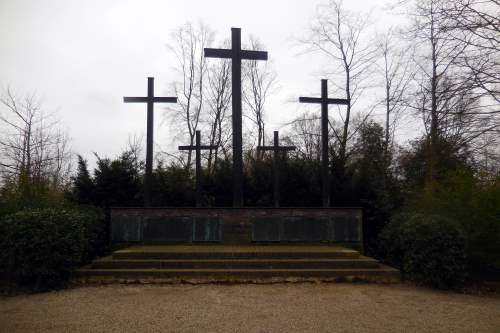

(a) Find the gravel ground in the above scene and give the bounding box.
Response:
[1,283,499,332]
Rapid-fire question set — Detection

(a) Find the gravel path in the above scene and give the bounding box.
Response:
[1,283,499,332]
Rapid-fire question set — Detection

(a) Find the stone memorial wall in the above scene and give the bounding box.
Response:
[110,207,363,247]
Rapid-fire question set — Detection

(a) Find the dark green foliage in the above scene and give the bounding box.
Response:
[281,157,322,207]
[151,162,194,206]
[244,154,273,206]
[398,136,472,189]
[205,158,232,207]
[69,155,94,205]
[405,172,500,279]
[0,208,105,290]
[79,207,108,264]
[91,151,142,207]
[343,122,401,256]
[381,213,467,289]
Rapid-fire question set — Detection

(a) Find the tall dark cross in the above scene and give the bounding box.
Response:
[124,77,177,207]
[204,27,268,207]
[179,131,218,207]
[257,131,296,208]
[299,79,349,207]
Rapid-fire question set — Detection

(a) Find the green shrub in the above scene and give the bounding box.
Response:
[0,208,105,290]
[77,207,107,264]
[381,213,467,289]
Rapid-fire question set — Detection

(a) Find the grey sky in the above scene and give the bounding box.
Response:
[0,0,409,167]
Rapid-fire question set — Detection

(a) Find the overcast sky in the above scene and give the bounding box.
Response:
[0,0,410,167]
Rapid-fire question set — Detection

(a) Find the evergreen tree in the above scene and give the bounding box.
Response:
[92,151,142,207]
[349,122,401,256]
[70,155,94,205]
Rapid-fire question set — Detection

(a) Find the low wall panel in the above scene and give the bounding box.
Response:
[110,207,363,246]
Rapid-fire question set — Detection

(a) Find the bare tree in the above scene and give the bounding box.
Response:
[376,29,414,153]
[287,113,322,161]
[205,42,232,173]
[441,0,500,105]
[300,0,378,170]
[402,0,499,182]
[243,37,277,153]
[168,22,214,169]
[0,87,72,189]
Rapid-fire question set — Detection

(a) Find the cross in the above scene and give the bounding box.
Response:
[124,77,177,207]
[257,131,296,208]
[299,79,349,207]
[179,130,218,207]
[205,27,268,207]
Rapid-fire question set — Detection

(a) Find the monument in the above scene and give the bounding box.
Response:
[78,27,400,284]
[112,28,361,246]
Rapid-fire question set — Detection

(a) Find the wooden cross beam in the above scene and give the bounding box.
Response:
[257,131,296,208]
[205,27,268,207]
[179,131,218,207]
[299,79,349,207]
[124,77,177,207]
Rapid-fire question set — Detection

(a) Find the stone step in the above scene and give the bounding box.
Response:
[112,245,359,260]
[74,266,400,283]
[92,257,379,270]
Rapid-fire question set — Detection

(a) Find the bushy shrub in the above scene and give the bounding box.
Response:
[380,213,467,289]
[0,208,105,290]
[77,207,107,264]
[401,172,500,280]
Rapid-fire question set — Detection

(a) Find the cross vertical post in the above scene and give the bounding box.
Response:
[146,78,154,207]
[179,130,218,207]
[299,79,349,207]
[273,131,279,207]
[124,77,178,207]
[205,27,268,207]
[195,131,202,206]
[257,131,295,208]
[232,28,243,208]
[320,79,329,208]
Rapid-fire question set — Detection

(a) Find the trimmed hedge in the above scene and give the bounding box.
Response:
[0,208,106,290]
[380,213,467,289]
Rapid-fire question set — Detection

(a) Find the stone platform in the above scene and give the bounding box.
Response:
[74,244,400,283]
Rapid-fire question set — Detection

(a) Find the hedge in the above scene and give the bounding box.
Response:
[380,213,467,289]
[0,207,106,290]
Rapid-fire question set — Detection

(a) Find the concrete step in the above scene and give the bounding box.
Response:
[75,245,400,284]
[92,257,379,270]
[112,245,359,260]
[74,266,400,282]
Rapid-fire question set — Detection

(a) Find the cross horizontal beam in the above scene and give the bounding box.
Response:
[241,50,268,60]
[124,97,178,103]
[204,48,268,61]
[299,97,349,105]
[178,145,217,151]
[257,146,296,151]
[204,49,232,59]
